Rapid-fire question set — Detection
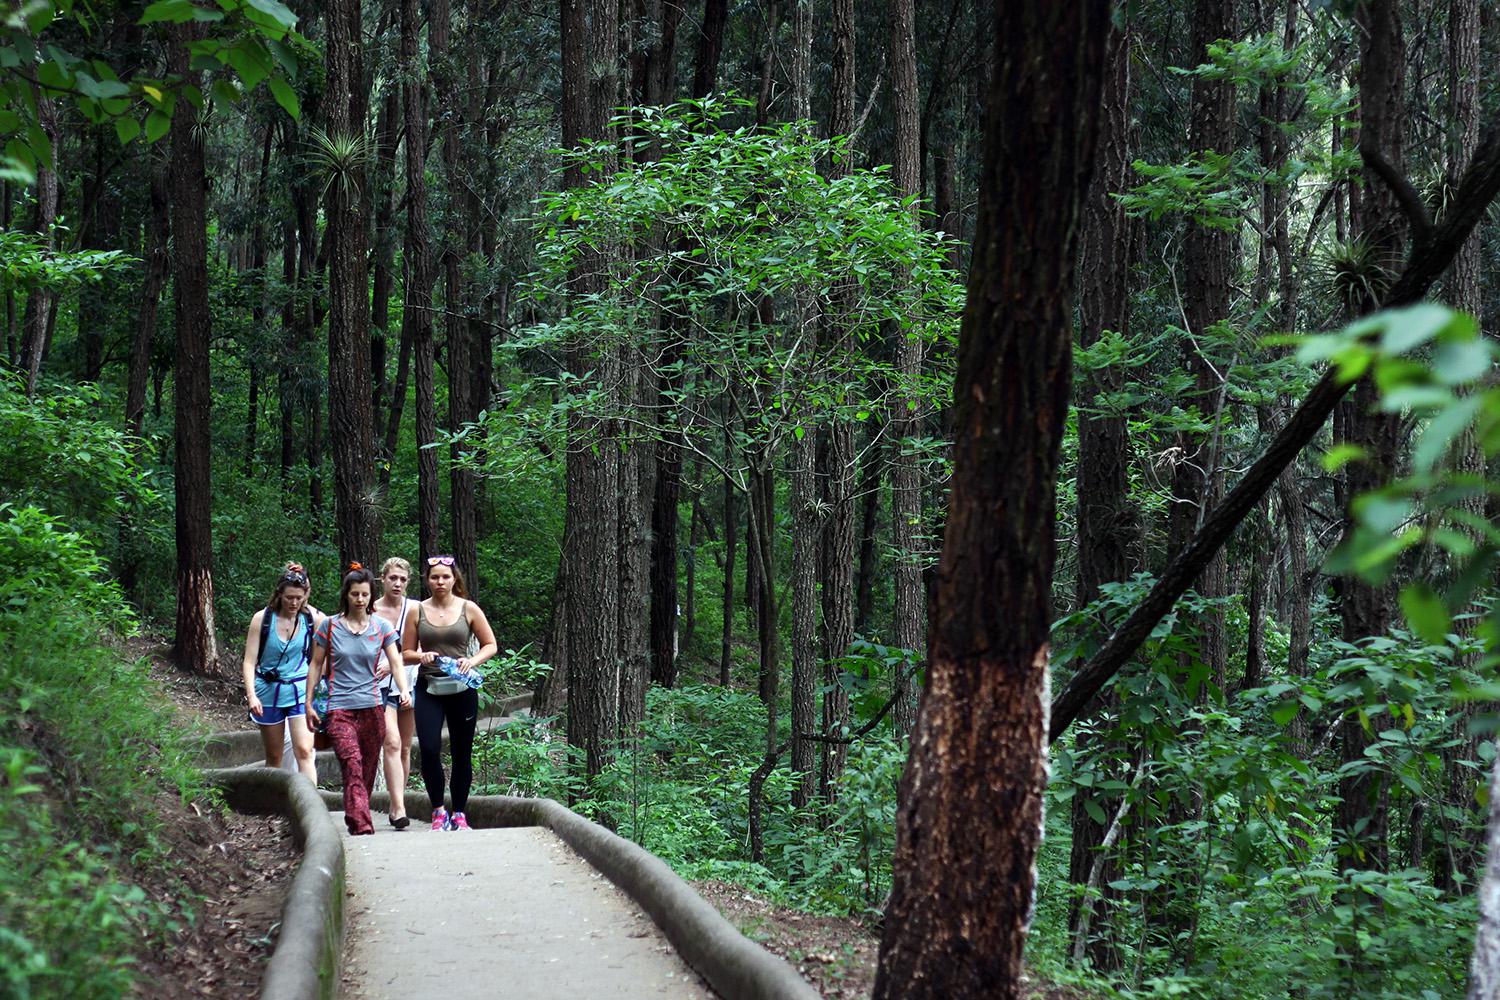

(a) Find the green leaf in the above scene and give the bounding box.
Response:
[144,110,171,143]
[267,77,300,120]
[139,0,199,24]
[243,0,300,28]
[1083,797,1106,825]
[1412,394,1482,473]
[1321,443,1366,473]
[1432,336,1492,386]
[1377,303,1458,355]
[1352,494,1413,534]
[1400,583,1451,644]
[113,116,141,145]
[1271,702,1299,726]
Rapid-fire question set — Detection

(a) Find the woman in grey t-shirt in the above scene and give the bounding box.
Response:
[307,564,410,836]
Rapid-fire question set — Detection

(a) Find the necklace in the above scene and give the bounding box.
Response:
[344,612,371,635]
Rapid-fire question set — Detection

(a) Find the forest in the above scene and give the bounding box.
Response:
[3,0,1500,997]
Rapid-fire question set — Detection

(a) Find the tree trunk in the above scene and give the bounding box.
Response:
[720,414,738,686]
[690,0,727,98]
[873,4,1110,994]
[1066,15,1136,972]
[791,426,819,811]
[1466,754,1500,999]
[854,430,882,636]
[887,0,925,736]
[126,164,170,443]
[169,26,221,677]
[562,0,623,782]
[370,89,400,438]
[403,0,442,566]
[1334,0,1405,892]
[433,0,480,593]
[1444,0,1486,889]
[325,0,380,569]
[1173,0,1236,687]
[18,92,59,396]
[818,0,858,803]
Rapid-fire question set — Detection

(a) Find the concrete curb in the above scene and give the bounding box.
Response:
[325,790,820,1000]
[204,765,345,1000]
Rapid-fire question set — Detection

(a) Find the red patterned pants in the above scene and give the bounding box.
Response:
[326,707,386,835]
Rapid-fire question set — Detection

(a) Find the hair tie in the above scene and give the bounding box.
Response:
[349,561,364,571]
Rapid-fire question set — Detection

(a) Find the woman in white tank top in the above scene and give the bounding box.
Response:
[374,557,417,829]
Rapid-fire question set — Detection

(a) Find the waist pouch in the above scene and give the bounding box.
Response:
[425,675,467,697]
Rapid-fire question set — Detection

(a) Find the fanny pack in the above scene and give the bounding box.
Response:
[425,675,467,696]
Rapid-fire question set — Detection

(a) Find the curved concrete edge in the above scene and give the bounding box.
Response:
[531,799,822,1000]
[206,766,345,1000]
[316,791,818,1000]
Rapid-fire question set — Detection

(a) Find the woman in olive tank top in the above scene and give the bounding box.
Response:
[403,556,498,831]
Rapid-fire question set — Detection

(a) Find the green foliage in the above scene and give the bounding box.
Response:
[0,382,209,998]
[1044,567,1481,998]
[0,0,307,181]
[467,97,962,492]
[471,684,906,914]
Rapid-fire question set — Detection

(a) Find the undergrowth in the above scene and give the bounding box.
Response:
[0,376,213,999]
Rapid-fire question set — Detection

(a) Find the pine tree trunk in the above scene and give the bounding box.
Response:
[562,0,623,782]
[817,0,858,802]
[370,89,400,438]
[169,25,221,677]
[888,0,924,736]
[1066,16,1136,972]
[854,429,882,636]
[1335,0,1405,889]
[720,413,738,687]
[432,0,479,592]
[325,0,380,568]
[403,0,442,566]
[18,92,59,396]
[873,4,1111,994]
[1444,0,1485,888]
[126,164,170,444]
[791,426,819,811]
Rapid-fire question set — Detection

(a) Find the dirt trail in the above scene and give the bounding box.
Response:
[336,817,716,999]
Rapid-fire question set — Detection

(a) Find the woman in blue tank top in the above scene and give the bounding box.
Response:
[241,566,321,780]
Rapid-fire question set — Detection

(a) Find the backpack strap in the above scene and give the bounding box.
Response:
[256,605,274,668]
[299,608,315,665]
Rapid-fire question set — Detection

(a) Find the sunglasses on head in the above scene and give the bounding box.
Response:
[280,571,309,586]
[427,555,456,567]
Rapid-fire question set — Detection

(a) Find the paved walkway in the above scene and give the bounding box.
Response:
[336,817,717,1000]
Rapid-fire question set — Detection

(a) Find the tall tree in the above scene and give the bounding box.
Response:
[1066,13,1137,970]
[402,0,442,565]
[1334,0,1406,887]
[433,0,480,592]
[324,0,380,568]
[888,0,925,735]
[872,2,1111,995]
[562,0,622,780]
[17,92,59,395]
[817,0,857,802]
[169,26,220,676]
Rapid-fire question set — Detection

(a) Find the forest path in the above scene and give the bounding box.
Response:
[336,818,717,1000]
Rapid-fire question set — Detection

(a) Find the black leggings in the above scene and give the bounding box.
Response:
[414,683,479,813]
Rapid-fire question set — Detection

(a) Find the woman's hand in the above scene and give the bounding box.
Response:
[248,694,264,717]
[454,657,473,674]
[419,650,437,665]
[398,690,412,709]
[305,705,321,729]
[375,661,391,681]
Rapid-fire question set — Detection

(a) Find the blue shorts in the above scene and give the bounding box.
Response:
[382,686,413,709]
[250,702,307,726]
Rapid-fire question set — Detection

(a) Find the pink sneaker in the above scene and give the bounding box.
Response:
[430,807,448,831]
[449,812,470,831]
